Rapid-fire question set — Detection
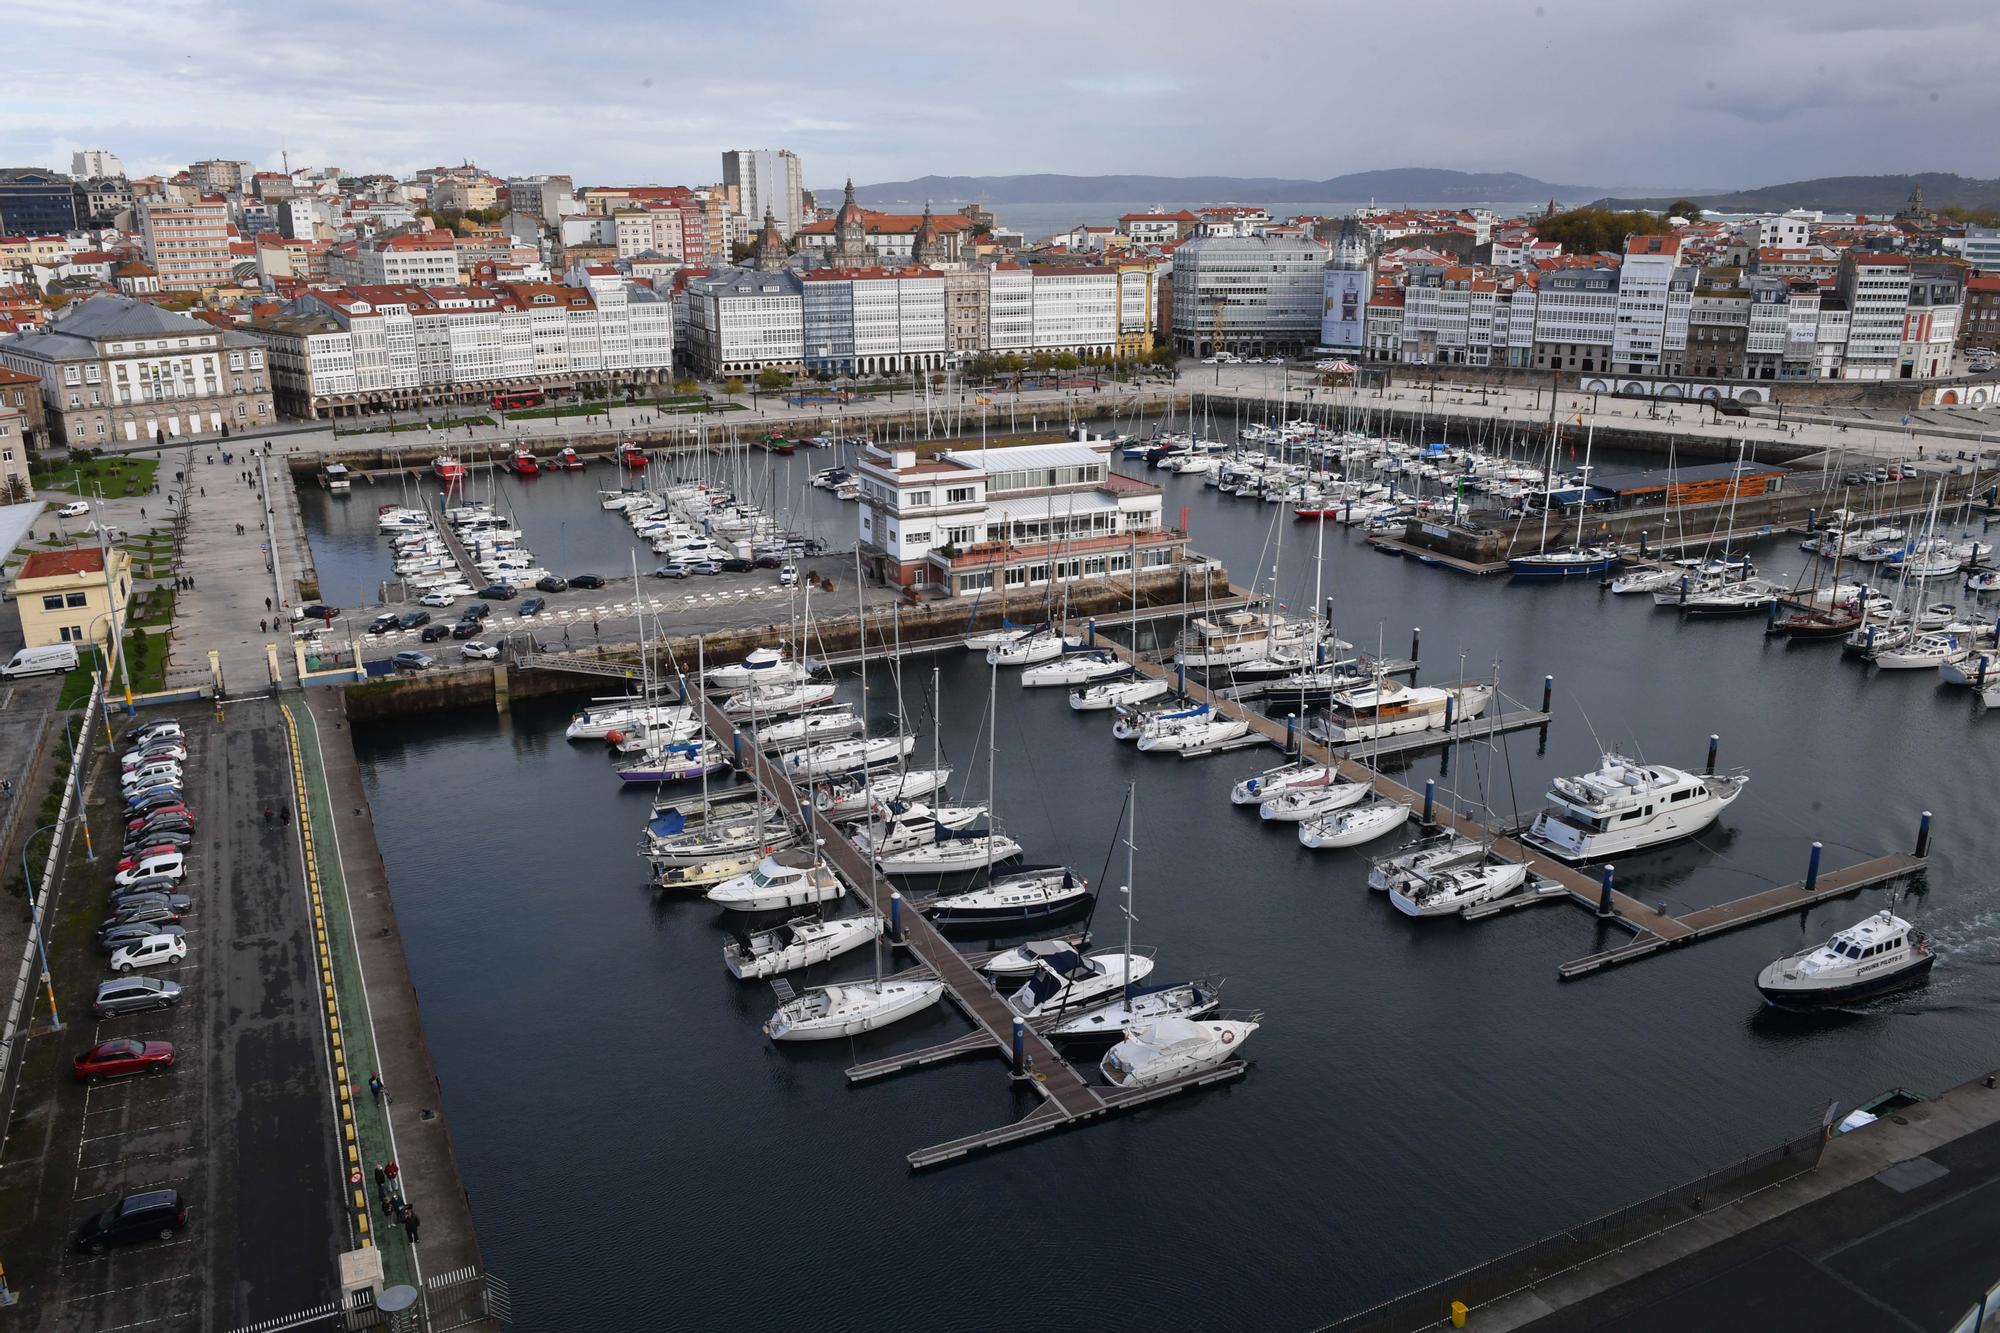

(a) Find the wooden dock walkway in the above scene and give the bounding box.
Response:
[1325,709,1551,762]
[1364,535,1508,575]
[423,496,486,588]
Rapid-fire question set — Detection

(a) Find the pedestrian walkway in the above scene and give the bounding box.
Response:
[169,440,315,695]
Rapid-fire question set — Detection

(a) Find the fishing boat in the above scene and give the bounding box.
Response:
[1069,677,1170,712]
[707,646,810,691]
[432,454,466,482]
[1231,761,1336,805]
[812,767,951,820]
[323,463,352,493]
[1258,779,1369,822]
[1020,649,1131,688]
[1100,1015,1258,1089]
[616,441,648,470]
[723,915,881,979]
[706,850,843,912]
[925,866,1091,927]
[1754,910,1934,1006]
[556,446,584,470]
[510,448,540,476]
[1309,678,1490,744]
[1520,752,1747,862]
[764,976,947,1041]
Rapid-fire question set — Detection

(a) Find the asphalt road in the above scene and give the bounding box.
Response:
[0,701,344,1329]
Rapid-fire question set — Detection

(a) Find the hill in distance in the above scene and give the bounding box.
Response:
[836,169,1594,207]
[1597,172,2000,214]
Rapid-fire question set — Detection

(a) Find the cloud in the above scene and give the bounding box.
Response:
[2,0,1997,193]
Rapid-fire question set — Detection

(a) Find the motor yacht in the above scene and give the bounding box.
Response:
[1005,948,1154,1019]
[1755,910,1934,1006]
[706,850,844,912]
[1310,679,1491,744]
[723,916,881,979]
[1520,752,1747,863]
[1100,1015,1258,1088]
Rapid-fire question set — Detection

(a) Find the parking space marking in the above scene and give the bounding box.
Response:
[61,1258,193,1289]
[98,1314,197,1333]
[79,1119,191,1146]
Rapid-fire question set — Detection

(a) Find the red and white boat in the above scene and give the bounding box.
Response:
[510,448,540,476]
[557,447,584,471]
[432,454,465,483]
[616,442,648,470]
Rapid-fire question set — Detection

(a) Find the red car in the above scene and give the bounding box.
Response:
[126,806,192,835]
[72,1039,176,1083]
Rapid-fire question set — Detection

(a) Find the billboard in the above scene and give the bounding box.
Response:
[1321,267,1370,351]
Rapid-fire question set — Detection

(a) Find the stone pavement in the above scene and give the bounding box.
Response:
[168,438,316,696]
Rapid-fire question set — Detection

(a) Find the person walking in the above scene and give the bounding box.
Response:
[368,1071,384,1103]
[401,1204,420,1244]
[262,805,273,826]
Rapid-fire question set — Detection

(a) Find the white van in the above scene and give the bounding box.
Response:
[114,852,185,888]
[0,644,79,679]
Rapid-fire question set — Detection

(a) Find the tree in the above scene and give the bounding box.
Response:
[997,353,1025,377]
[1029,350,1055,373]
[1536,207,1666,255]
[722,377,745,397]
[1666,198,1703,220]
[730,240,757,265]
[1149,344,1178,369]
[1054,352,1080,372]
[672,377,698,396]
[755,367,787,393]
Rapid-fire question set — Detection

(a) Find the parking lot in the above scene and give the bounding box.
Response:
[0,701,344,1330]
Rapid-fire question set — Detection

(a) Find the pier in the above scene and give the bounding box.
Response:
[691,693,1250,1170]
[1078,634,1928,974]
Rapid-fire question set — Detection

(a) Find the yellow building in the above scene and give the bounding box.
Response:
[15,546,131,647]
[1113,257,1160,359]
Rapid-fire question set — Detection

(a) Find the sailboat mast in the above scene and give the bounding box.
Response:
[1123,779,1137,1002]
[986,654,999,884]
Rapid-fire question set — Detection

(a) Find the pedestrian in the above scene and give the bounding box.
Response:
[259,618,267,633]
[401,1205,420,1245]
[368,1071,384,1103]
[265,596,272,612]
[280,802,291,827]
[199,486,205,497]
[385,1160,400,1189]
[140,507,145,519]
[262,805,273,826]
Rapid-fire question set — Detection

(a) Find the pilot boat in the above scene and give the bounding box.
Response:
[1755,910,1934,1006]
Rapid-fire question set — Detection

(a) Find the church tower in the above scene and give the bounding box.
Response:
[832,178,870,267]
[911,200,944,265]
[752,208,788,272]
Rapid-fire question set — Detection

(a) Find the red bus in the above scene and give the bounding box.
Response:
[491,388,546,410]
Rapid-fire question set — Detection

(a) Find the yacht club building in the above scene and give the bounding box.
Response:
[852,434,1186,594]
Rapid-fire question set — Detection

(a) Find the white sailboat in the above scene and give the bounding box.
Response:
[763,975,946,1041]
[1069,677,1170,712]
[1258,779,1369,822]
[1230,760,1337,805]
[723,916,882,979]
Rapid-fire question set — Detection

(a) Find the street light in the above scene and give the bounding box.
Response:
[22,823,67,1032]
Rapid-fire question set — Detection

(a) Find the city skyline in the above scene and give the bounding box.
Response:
[5,0,1998,191]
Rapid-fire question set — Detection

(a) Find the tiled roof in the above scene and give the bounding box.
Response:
[20,548,107,580]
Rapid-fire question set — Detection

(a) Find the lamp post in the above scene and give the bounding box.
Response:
[22,823,67,1032]
[84,500,135,717]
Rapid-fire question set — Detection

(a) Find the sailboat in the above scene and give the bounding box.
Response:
[1258,776,1369,822]
[1301,634,1413,849]
[1070,676,1171,711]
[875,657,1021,876]
[763,973,946,1041]
[1507,423,1616,578]
[723,915,882,979]
[1230,760,1338,805]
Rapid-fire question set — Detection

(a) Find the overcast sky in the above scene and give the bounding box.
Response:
[4,0,1996,194]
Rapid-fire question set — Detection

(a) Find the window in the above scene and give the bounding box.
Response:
[40,594,63,610]
[945,486,976,504]
[65,592,88,608]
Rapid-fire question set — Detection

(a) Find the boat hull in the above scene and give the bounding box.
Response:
[1755,953,1934,1007]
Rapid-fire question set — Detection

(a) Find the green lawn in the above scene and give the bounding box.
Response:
[31,454,158,499]
[130,586,175,627]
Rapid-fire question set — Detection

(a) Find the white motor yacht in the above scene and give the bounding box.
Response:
[1258,780,1369,822]
[1069,677,1171,712]
[1389,857,1531,917]
[705,850,844,912]
[1100,1015,1258,1088]
[1755,910,1934,1006]
[707,646,809,691]
[1298,796,1411,849]
[1310,679,1491,744]
[764,977,947,1041]
[1005,949,1155,1019]
[1175,609,1314,669]
[1520,752,1748,863]
[723,916,882,979]
[1231,761,1337,805]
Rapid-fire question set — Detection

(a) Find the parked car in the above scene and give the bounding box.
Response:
[687,560,721,576]
[123,739,187,762]
[117,839,189,868]
[396,610,432,630]
[99,902,185,932]
[753,554,784,569]
[517,597,546,617]
[720,558,754,573]
[127,721,183,747]
[57,500,91,518]
[106,885,193,913]
[125,787,185,816]
[126,819,192,847]
[420,623,452,643]
[568,573,607,589]
[462,601,493,620]
[418,590,457,608]
[97,922,186,956]
[114,853,185,888]
[391,651,434,673]
[450,621,481,640]
[121,763,183,792]
[73,1038,175,1083]
[653,563,690,579]
[367,613,400,636]
[291,603,339,622]
[535,575,569,594]
[110,934,187,973]
[127,805,192,833]
[74,1190,188,1253]
[461,641,499,661]
[477,583,517,601]
[92,976,182,1018]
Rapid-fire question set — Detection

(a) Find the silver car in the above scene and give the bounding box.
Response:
[92,976,182,1018]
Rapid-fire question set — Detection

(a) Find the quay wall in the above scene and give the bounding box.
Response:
[1344,364,1945,412]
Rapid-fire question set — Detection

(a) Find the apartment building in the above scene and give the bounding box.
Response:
[851,435,1184,592]
[139,194,234,290]
[505,175,575,223]
[249,275,672,417]
[1170,234,1330,357]
[722,150,804,237]
[188,159,253,194]
[1120,211,1197,244]
[1961,273,2000,350]
[0,295,273,443]
[0,169,77,235]
[1836,253,1915,380]
[356,228,460,285]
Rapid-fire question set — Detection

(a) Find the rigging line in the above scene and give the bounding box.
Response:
[1076,784,1134,937]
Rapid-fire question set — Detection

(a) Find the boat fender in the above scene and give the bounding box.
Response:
[1221,1030,1234,1045]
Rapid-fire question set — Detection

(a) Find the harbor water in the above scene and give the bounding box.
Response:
[346,446,1999,1330]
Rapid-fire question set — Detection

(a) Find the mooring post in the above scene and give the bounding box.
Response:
[1285,713,1297,756]
[890,890,903,944]
[1423,778,1435,824]
[1980,656,1992,690]
[1678,573,1691,606]
[1639,530,1648,557]
[731,730,742,763]
[1444,693,1455,728]
[1916,810,1933,859]
[1087,618,1096,647]
[1011,1017,1026,1076]
[1597,864,1616,918]
[1541,674,1554,715]
[1807,506,1816,533]
[1176,659,1186,695]
[1706,733,1719,775]
[1805,841,1823,893]
[1410,625,1421,665]
[1766,597,1779,627]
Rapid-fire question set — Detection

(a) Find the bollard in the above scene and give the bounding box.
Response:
[1541,674,1554,715]
[1285,713,1297,756]
[1980,656,1991,690]
[890,890,903,943]
[1805,841,1823,893]
[1423,778,1435,824]
[1766,597,1779,627]
[1916,810,1933,859]
[1012,1016,1026,1076]
[1444,694,1455,728]
[1087,618,1096,647]
[731,730,742,763]
[1176,659,1186,695]
[1866,625,1875,652]
[1410,625,1421,665]
[1706,734,1719,775]
[1639,530,1648,557]
[1807,507,1817,534]
[1597,864,1616,918]
[1678,573,1691,606]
